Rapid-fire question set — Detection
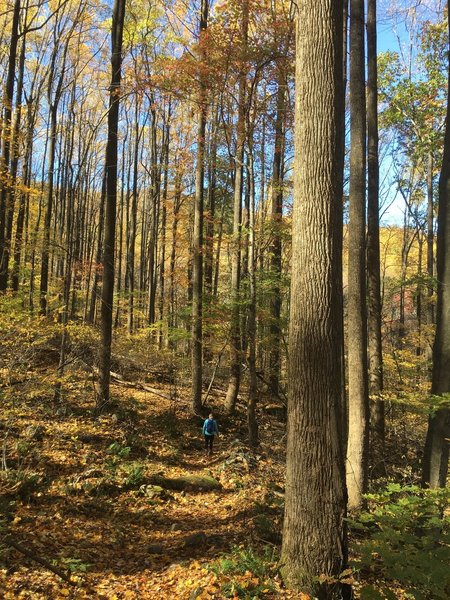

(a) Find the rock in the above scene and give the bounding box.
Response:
[139,484,167,499]
[150,473,221,492]
[184,532,207,548]
[148,544,164,554]
[24,425,45,441]
[263,404,287,420]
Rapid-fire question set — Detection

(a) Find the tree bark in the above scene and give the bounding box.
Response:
[280,1,348,597]
[97,0,126,410]
[346,0,369,511]
[366,0,385,459]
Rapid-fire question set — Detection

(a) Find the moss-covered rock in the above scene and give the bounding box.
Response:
[149,473,221,491]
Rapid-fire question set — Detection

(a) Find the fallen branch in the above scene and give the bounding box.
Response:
[109,371,174,401]
[4,536,75,585]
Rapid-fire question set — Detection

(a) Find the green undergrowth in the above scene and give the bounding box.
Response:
[350,484,450,600]
[208,545,279,598]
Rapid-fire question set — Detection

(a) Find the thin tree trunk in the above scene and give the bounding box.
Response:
[97,0,126,410]
[192,0,209,414]
[87,176,106,324]
[426,152,435,330]
[225,0,249,414]
[158,104,170,349]
[247,143,258,447]
[127,101,140,334]
[0,0,21,291]
[366,0,385,459]
[346,0,369,511]
[422,4,450,489]
[268,72,286,398]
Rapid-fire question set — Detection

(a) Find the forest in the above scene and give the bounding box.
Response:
[0,0,449,598]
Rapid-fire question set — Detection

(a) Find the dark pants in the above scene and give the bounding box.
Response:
[204,434,214,452]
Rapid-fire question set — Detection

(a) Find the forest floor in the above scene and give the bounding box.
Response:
[0,369,306,599]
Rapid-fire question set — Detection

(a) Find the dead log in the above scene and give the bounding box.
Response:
[4,536,75,585]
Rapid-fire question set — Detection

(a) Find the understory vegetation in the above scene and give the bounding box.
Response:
[1,300,448,599]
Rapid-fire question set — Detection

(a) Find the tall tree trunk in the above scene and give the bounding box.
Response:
[426,152,435,331]
[12,99,34,292]
[0,0,21,290]
[281,1,348,596]
[158,104,170,349]
[87,176,106,324]
[346,0,369,511]
[127,100,140,334]
[168,167,182,344]
[247,142,258,447]
[147,105,160,327]
[97,0,126,410]
[39,103,59,315]
[205,111,218,296]
[192,0,209,414]
[422,5,450,489]
[366,0,384,459]
[225,0,249,414]
[268,72,286,398]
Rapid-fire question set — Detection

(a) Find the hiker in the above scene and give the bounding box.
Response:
[202,413,219,456]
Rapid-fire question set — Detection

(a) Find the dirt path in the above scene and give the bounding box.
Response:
[1,385,294,598]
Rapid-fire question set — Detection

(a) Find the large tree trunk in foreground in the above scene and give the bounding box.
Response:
[346,0,369,511]
[97,0,126,410]
[422,6,450,489]
[281,1,348,597]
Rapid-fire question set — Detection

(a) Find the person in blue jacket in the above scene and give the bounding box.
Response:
[202,413,219,456]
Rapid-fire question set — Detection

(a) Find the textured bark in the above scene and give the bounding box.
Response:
[422,7,450,489]
[281,1,348,597]
[366,0,384,456]
[192,0,208,414]
[97,0,126,409]
[346,0,369,511]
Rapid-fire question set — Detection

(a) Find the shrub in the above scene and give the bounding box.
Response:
[209,546,277,599]
[350,484,450,600]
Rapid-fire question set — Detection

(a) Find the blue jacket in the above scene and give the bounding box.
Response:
[203,418,218,436]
